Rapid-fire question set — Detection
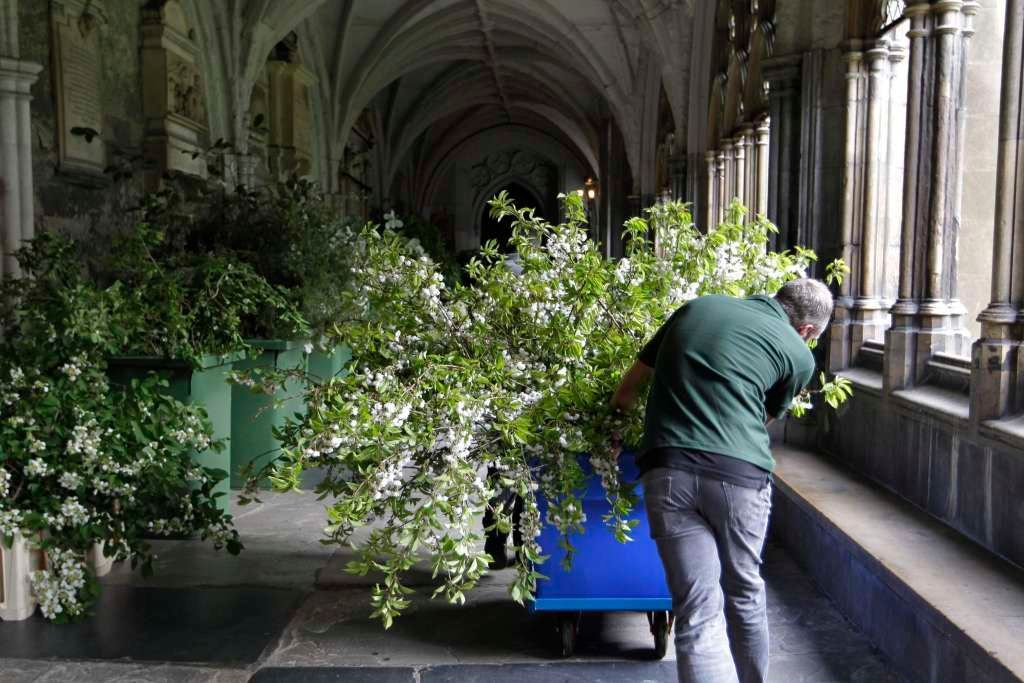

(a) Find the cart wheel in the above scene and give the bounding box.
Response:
[650,610,672,659]
[558,613,578,657]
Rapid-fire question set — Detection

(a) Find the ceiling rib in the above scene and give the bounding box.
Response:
[474,0,512,120]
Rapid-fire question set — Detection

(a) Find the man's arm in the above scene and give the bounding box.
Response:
[610,360,654,413]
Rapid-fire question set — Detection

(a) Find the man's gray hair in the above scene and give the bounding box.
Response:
[774,278,834,335]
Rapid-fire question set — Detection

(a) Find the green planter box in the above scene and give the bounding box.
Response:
[108,354,240,511]
[230,340,309,489]
[307,344,351,384]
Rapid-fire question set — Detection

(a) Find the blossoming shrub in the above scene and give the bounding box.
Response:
[254,195,850,627]
[0,235,242,621]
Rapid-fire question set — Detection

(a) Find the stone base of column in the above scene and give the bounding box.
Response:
[970,305,1021,423]
[885,300,970,391]
[828,299,854,373]
[884,309,918,392]
[828,298,888,372]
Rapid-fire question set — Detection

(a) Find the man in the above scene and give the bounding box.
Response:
[610,279,834,683]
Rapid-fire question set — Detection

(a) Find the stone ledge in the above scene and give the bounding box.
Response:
[771,446,1024,683]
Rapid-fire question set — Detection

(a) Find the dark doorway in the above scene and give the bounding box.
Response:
[480,182,543,253]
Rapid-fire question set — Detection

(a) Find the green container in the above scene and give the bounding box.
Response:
[108,354,241,511]
[230,340,309,489]
[307,344,352,384]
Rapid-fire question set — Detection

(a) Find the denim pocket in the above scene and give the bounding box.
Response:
[642,470,676,539]
[723,481,772,539]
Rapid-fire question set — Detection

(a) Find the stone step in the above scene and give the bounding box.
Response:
[771,446,1024,683]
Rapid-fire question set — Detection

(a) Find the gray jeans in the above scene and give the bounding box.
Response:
[643,467,772,683]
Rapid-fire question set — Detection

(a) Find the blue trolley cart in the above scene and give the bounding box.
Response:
[530,453,674,657]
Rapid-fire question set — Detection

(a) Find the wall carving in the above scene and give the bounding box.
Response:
[140,0,208,187]
[168,53,204,124]
[468,150,554,203]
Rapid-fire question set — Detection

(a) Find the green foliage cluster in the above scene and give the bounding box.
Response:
[180,177,356,342]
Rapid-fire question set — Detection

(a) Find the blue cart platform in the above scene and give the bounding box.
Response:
[530,453,674,657]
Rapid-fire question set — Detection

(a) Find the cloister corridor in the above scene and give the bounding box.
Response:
[1,0,1024,681]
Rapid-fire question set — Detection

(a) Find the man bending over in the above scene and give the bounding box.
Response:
[611,279,834,683]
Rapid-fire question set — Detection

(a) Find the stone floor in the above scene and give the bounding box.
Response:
[0,488,902,682]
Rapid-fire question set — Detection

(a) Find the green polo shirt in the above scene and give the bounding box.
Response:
[638,294,815,473]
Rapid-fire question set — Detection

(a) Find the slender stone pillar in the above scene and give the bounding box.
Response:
[764,54,803,249]
[754,116,770,217]
[705,150,718,229]
[722,139,736,215]
[0,1,42,278]
[844,40,894,365]
[884,44,908,303]
[829,42,866,372]
[668,154,686,202]
[733,134,747,216]
[885,1,975,391]
[840,45,864,302]
[715,148,727,225]
[745,128,757,213]
[887,4,930,388]
[971,0,1024,421]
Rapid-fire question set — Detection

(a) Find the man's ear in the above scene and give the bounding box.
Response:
[796,324,817,341]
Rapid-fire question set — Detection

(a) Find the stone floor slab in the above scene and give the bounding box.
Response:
[0,660,249,683]
[0,585,304,665]
[249,667,415,682]
[420,662,676,682]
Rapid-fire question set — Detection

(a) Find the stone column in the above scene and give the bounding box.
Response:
[764,54,803,249]
[722,139,736,216]
[754,116,770,217]
[972,0,1024,421]
[668,154,686,202]
[884,44,908,303]
[715,148,727,226]
[733,134,747,217]
[705,150,718,229]
[744,127,757,213]
[885,1,976,391]
[839,45,864,302]
[0,0,42,278]
[829,43,865,372]
[844,40,894,365]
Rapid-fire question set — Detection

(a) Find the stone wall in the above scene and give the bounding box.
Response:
[20,0,146,253]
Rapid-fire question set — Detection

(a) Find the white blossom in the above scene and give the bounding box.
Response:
[25,458,48,477]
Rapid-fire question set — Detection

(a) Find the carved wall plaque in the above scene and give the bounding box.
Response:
[141,0,208,187]
[51,0,107,179]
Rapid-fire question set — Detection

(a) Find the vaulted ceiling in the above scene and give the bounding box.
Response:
[185,0,706,198]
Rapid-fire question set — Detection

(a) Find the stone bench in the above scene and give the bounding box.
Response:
[771,446,1024,683]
